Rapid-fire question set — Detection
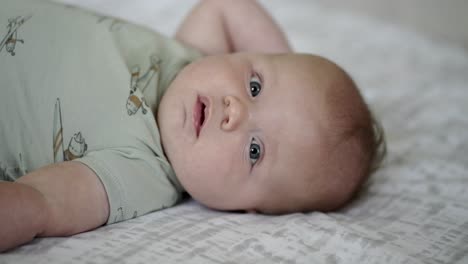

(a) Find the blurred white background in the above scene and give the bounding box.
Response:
[58,0,468,52]
[310,0,468,51]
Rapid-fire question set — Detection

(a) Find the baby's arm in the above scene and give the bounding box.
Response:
[175,0,291,55]
[0,161,109,252]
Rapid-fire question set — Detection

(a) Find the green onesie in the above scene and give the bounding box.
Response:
[0,0,201,224]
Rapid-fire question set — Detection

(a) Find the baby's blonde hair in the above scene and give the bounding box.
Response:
[294,58,387,212]
[319,66,387,211]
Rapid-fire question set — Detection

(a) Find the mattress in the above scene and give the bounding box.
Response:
[1,1,467,263]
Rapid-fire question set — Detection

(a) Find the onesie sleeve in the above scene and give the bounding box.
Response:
[76,147,181,224]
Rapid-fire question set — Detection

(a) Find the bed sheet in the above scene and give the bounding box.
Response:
[1,1,468,263]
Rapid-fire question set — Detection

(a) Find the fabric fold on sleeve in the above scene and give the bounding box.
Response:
[77,148,182,225]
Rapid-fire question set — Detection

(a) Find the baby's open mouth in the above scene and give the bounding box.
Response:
[193,96,208,137]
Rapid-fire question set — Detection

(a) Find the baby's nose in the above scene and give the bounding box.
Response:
[221,95,246,131]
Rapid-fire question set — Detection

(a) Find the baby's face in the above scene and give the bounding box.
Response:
[158,53,339,212]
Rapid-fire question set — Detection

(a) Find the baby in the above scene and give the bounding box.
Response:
[0,0,385,251]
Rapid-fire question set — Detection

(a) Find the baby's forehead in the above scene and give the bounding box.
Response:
[252,54,368,212]
[263,114,327,181]
[250,53,359,159]
[258,57,336,165]
[260,76,354,176]
[256,134,330,212]
[259,121,355,213]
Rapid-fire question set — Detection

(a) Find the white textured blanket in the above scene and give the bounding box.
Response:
[2,1,467,263]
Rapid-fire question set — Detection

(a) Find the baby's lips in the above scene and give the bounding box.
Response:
[199,96,210,126]
[193,96,203,138]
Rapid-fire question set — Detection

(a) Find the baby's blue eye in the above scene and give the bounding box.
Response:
[250,74,262,97]
[249,138,261,166]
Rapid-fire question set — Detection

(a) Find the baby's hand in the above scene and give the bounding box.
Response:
[176,0,291,55]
